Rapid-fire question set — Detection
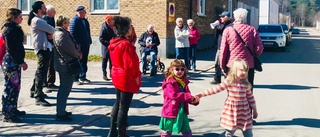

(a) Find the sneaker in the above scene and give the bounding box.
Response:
[210,80,221,85]
[74,81,83,85]
[13,110,26,116]
[47,84,59,89]
[79,78,91,83]
[56,115,72,122]
[3,116,21,123]
[35,99,51,106]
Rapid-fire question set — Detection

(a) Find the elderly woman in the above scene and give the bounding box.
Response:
[1,8,28,123]
[187,19,200,71]
[219,8,264,91]
[174,18,190,69]
[53,15,82,122]
[138,25,160,76]
[107,16,142,137]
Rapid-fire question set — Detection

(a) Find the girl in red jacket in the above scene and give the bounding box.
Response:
[159,59,199,137]
[107,16,142,137]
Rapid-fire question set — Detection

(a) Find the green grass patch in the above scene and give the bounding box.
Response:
[25,51,102,62]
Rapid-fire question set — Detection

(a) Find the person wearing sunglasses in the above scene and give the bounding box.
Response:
[211,11,233,85]
[159,59,199,137]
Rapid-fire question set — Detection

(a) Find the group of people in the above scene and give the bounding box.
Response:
[174,18,201,71]
[0,0,264,136]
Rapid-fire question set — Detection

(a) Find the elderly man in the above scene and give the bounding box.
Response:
[211,11,233,84]
[43,5,58,89]
[69,6,92,85]
[138,25,160,76]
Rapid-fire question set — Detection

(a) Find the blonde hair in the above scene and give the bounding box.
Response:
[187,19,194,25]
[233,8,248,23]
[226,59,251,88]
[164,59,188,81]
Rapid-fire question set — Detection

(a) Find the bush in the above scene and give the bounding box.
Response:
[25,51,102,62]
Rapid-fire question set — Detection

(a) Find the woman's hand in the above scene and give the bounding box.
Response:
[252,109,258,119]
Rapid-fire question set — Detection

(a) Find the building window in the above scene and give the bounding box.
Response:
[91,0,119,14]
[23,34,34,50]
[18,0,37,14]
[197,0,206,16]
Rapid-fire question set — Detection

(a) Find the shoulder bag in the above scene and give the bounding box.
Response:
[232,27,263,72]
[53,38,83,76]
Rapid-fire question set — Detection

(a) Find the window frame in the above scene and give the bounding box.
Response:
[90,0,119,14]
[18,0,36,15]
[197,0,206,16]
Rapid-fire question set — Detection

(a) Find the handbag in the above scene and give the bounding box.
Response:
[232,27,263,72]
[65,58,83,76]
[53,39,82,76]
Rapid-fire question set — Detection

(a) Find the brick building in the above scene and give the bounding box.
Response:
[0,0,259,58]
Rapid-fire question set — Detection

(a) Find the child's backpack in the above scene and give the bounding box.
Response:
[0,33,6,65]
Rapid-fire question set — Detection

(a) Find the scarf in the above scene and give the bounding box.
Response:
[173,75,186,88]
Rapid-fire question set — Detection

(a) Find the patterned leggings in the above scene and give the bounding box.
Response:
[1,64,21,118]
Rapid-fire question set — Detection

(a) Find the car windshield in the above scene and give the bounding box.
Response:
[281,24,288,31]
[258,26,283,33]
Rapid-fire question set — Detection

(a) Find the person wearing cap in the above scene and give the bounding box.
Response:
[99,15,116,81]
[174,17,190,69]
[210,11,233,85]
[138,25,161,76]
[219,8,263,92]
[28,1,55,107]
[69,6,92,85]
[43,5,59,89]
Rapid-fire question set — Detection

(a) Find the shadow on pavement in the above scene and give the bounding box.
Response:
[255,118,320,128]
[254,84,318,90]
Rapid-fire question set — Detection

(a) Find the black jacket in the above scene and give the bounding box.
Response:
[2,21,25,64]
[217,20,232,36]
[99,22,116,58]
[138,31,160,53]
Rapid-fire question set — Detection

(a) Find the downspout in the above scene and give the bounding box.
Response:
[189,0,192,19]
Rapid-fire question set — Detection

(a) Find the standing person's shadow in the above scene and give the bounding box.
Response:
[255,118,320,128]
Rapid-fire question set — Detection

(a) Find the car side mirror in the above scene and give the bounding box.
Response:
[284,30,288,34]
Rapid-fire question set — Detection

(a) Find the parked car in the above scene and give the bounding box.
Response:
[280,24,292,46]
[258,24,286,52]
[292,28,300,34]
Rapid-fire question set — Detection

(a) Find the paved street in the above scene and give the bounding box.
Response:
[1,27,320,137]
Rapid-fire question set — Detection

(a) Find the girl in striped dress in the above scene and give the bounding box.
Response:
[196,59,258,137]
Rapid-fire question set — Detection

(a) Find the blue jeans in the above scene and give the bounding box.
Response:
[175,47,190,69]
[141,50,156,73]
[75,46,89,81]
[189,44,197,69]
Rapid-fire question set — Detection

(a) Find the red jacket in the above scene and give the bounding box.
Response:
[220,23,264,73]
[161,77,193,118]
[188,26,200,45]
[108,37,142,93]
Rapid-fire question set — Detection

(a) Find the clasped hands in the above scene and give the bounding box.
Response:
[190,95,201,105]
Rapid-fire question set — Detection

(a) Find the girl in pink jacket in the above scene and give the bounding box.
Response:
[159,59,199,137]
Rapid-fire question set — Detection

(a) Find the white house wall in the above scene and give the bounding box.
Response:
[259,0,270,24]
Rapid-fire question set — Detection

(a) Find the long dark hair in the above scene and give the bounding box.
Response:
[27,1,44,26]
[113,16,131,37]
[5,8,22,22]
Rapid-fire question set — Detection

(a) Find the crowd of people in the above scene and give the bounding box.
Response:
[0,0,264,136]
